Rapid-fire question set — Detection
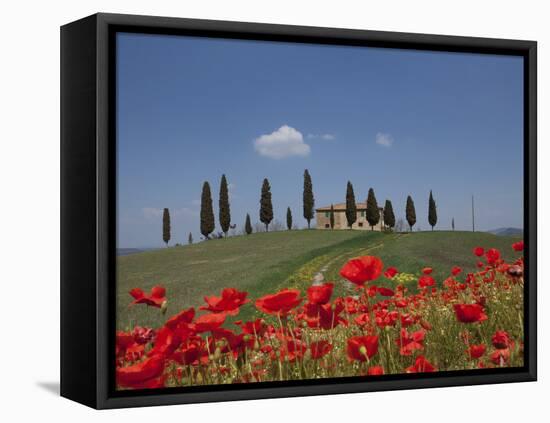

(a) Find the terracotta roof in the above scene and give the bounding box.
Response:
[316,203,382,211]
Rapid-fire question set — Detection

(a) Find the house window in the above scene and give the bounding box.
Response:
[360,211,365,217]
[358,222,363,227]
[325,212,330,218]
[325,224,330,228]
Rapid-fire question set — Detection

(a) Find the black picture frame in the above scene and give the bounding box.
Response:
[60,12,537,409]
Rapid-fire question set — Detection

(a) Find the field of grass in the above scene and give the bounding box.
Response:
[117,230,520,330]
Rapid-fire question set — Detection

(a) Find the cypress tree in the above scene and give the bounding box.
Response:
[384,199,396,230]
[303,169,315,229]
[366,188,380,230]
[286,207,292,230]
[406,195,417,232]
[162,208,171,246]
[188,232,193,245]
[330,204,335,229]
[345,181,357,229]
[200,181,215,239]
[219,174,231,237]
[428,190,437,231]
[245,213,252,235]
[452,217,455,231]
[259,178,273,232]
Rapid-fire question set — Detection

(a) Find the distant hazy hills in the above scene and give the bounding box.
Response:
[486,227,523,236]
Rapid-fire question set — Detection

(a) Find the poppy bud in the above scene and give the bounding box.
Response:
[161,300,168,315]
[214,347,222,360]
[420,320,432,331]
[254,340,260,351]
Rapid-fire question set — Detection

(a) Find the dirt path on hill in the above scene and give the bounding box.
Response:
[310,233,408,287]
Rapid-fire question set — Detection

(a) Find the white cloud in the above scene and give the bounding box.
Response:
[375,132,394,147]
[254,125,311,159]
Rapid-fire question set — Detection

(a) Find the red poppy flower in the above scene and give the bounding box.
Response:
[492,330,512,349]
[406,355,437,373]
[453,304,488,323]
[396,328,425,356]
[307,282,334,305]
[377,286,395,297]
[147,326,182,357]
[129,286,166,308]
[400,313,415,327]
[422,267,433,275]
[490,348,510,366]
[367,366,385,375]
[310,340,333,359]
[384,267,398,278]
[171,343,200,366]
[418,275,435,288]
[279,337,307,362]
[467,344,487,359]
[473,247,485,257]
[116,331,135,356]
[304,302,347,330]
[116,354,166,388]
[485,248,501,265]
[354,313,370,327]
[451,266,462,276]
[255,289,302,315]
[334,296,363,314]
[165,307,195,330]
[192,313,226,333]
[116,332,146,361]
[339,256,383,286]
[211,328,247,355]
[366,285,378,297]
[132,326,155,344]
[512,240,524,252]
[395,299,408,308]
[237,318,266,336]
[375,309,399,328]
[200,288,249,316]
[346,335,379,362]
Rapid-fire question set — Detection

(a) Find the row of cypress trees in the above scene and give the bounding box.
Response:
[343,181,437,232]
[253,169,315,233]
[198,170,315,239]
[344,183,392,231]
[160,176,230,243]
[162,173,439,245]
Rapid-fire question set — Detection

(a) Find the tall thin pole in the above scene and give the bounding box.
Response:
[471,195,475,232]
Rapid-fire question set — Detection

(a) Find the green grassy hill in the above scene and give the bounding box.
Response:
[117,230,521,330]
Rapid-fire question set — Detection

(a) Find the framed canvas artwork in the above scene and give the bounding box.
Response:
[60,13,537,408]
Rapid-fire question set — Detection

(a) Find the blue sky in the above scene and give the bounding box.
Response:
[117,32,524,248]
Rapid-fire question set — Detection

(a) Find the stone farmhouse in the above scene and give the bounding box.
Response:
[315,203,384,230]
